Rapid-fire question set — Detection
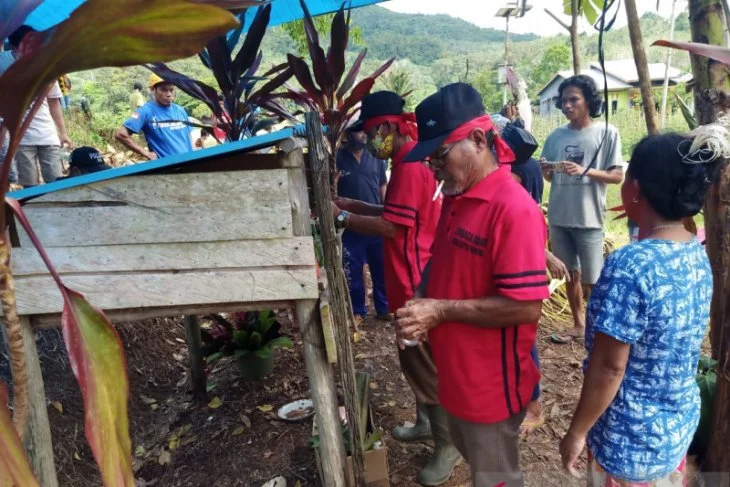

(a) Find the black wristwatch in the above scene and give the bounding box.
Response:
[335,210,350,229]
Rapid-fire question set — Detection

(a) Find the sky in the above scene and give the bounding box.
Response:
[381,0,685,37]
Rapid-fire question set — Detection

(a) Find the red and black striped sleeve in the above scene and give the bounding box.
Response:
[382,163,430,228]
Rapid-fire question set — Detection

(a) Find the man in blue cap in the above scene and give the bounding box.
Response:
[396,83,549,487]
[336,122,389,323]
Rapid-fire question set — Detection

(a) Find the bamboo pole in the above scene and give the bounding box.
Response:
[305,113,366,487]
[660,0,679,129]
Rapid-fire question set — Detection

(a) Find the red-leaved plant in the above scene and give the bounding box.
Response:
[258,0,395,190]
[0,1,255,484]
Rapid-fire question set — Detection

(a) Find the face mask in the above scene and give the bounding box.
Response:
[367,125,395,160]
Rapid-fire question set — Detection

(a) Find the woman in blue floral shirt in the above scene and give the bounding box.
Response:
[560,130,721,485]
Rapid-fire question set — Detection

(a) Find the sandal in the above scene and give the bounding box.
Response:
[550,332,583,344]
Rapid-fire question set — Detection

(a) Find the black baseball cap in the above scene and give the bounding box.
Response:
[404,83,485,162]
[69,147,110,173]
[358,91,405,123]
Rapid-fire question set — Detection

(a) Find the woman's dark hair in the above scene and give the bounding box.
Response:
[628,132,721,220]
[555,75,603,118]
[133,82,143,91]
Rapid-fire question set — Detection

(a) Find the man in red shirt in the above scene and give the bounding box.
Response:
[332,91,459,485]
[397,83,550,487]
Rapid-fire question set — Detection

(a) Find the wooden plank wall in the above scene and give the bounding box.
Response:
[9,156,319,318]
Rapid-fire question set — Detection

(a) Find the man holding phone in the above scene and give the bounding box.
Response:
[541,75,624,344]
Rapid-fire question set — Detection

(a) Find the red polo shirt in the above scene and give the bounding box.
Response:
[381,141,442,312]
[426,165,549,424]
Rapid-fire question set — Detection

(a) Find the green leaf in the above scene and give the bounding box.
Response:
[248,331,262,350]
[233,330,249,350]
[254,348,272,360]
[205,352,225,364]
[267,337,293,350]
[234,349,250,359]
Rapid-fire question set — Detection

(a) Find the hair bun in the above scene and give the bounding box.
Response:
[671,164,711,218]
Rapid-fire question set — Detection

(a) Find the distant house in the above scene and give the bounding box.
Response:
[537,59,690,116]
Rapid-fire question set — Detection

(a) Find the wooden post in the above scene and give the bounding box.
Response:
[183,315,207,404]
[625,0,660,135]
[304,114,367,487]
[0,317,59,487]
[285,145,347,486]
[688,0,730,472]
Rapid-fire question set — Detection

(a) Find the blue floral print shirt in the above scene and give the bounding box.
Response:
[585,238,712,481]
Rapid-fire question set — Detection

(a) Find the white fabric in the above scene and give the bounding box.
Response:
[20,82,62,147]
[0,51,62,147]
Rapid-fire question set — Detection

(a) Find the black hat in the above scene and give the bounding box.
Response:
[404,83,485,162]
[358,91,405,122]
[346,120,364,132]
[69,147,109,173]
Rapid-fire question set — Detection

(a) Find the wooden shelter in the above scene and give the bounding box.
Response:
[5,127,349,486]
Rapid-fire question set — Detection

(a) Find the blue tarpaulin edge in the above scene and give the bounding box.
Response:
[25,0,387,32]
[8,124,309,203]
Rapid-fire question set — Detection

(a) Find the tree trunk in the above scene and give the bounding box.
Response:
[688,0,730,473]
[570,0,581,75]
[625,0,660,135]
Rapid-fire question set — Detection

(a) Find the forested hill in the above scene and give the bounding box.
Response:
[351,6,537,64]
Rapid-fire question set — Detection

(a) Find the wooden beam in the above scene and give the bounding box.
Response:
[9,268,318,316]
[30,300,298,329]
[286,147,348,486]
[183,315,207,404]
[305,113,366,487]
[0,317,58,487]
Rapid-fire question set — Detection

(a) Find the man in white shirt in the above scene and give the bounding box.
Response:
[5,26,73,187]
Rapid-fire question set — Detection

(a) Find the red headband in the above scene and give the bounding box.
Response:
[443,115,516,164]
[362,114,419,140]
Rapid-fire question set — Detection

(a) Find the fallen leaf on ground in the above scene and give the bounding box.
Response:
[232,426,245,436]
[240,414,252,428]
[158,450,171,465]
[353,331,362,343]
[264,450,273,459]
[369,381,379,390]
[74,452,81,461]
[135,446,146,457]
[51,401,63,413]
[387,401,396,407]
[257,404,273,412]
[140,395,157,405]
[208,397,223,409]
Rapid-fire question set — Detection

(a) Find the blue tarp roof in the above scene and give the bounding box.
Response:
[8,125,306,202]
[26,0,387,31]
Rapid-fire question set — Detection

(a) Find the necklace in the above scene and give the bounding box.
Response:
[651,224,685,232]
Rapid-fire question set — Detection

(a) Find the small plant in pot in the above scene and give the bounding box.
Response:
[201,311,293,380]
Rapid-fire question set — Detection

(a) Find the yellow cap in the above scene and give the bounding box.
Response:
[148,73,165,89]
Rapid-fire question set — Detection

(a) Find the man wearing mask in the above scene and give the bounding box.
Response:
[336,124,389,323]
[115,74,193,160]
[332,92,457,485]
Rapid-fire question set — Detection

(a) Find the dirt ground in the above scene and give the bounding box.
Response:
[0,300,591,487]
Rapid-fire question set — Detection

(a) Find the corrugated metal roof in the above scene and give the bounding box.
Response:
[538,68,629,97]
[8,124,305,202]
[590,59,683,84]
[25,0,387,31]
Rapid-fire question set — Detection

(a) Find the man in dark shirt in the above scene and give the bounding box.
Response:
[336,125,389,322]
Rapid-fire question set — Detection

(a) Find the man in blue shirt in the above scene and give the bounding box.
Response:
[115,74,193,160]
[337,124,389,322]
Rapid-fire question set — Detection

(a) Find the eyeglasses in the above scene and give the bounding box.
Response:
[427,142,457,169]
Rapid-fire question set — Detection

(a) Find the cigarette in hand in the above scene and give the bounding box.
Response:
[432,180,444,201]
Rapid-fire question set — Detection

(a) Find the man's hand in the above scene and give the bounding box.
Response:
[562,162,586,177]
[333,196,354,212]
[60,134,74,148]
[144,150,158,161]
[559,430,586,478]
[547,250,570,282]
[396,298,445,343]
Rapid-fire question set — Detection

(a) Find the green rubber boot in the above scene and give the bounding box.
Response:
[392,402,431,442]
[417,405,462,486]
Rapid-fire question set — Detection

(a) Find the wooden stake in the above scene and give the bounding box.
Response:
[183,315,207,404]
[0,317,58,487]
[286,145,348,486]
[305,114,366,487]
